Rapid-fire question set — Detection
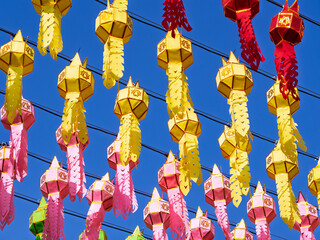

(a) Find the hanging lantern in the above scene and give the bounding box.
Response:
[0,30,34,124]
[216,52,253,207]
[247,181,276,240]
[29,197,47,240]
[81,173,114,239]
[143,188,170,240]
[231,219,253,240]
[308,158,320,212]
[126,226,146,240]
[32,0,72,59]
[269,0,304,100]
[266,142,301,229]
[40,157,69,240]
[293,192,319,240]
[204,164,232,240]
[222,0,265,70]
[158,151,190,239]
[107,139,138,218]
[95,0,133,89]
[1,98,35,182]
[57,52,94,201]
[0,145,16,230]
[79,229,107,240]
[190,207,215,240]
[267,79,306,164]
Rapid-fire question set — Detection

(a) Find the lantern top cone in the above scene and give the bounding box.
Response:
[126,226,146,240]
[231,219,254,240]
[190,207,215,240]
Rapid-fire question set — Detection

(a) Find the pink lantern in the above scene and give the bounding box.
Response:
[158,151,190,240]
[190,207,215,240]
[107,139,138,218]
[204,164,232,240]
[231,219,253,240]
[56,123,89,202]
[143,188,170,240]
[40,157,69,240]
[81,173,114,239]
[293,192,319,240]
[0,145,15,230]
[1,98,35,182]
[247,181,276,240]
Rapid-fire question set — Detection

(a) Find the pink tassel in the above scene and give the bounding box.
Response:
[168,187,190,240]
[82,203,105,240]
[67,145,86,202]
[113,164,137,218]
[43,193,65,240]
[214,201,231,240]
[300,228,316,240]
[10,123,28,182]
[0,174,14,230]
[153,224,169,240]
[256,221,271,240]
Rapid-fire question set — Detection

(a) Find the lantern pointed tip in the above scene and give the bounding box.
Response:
[167,151,175,163]
[38,197,47,209]
[107,0,110,8]
[83,57,88,68]
[151,188,161,200]
[255,181,264,194]
[290,0,299,13]
[71,52,82,66]
[135,80,140,88]
[228,51,238,63]
[50,157,60,168]
[13,30,24,42]
[298,191,306,203]
[221,57,227,66]
[133,226,141,235]
[284,0,289,10]
[127,77,134,87]
[212,164,221,174]
[102,172,110,181]
[238,219,246,228]
[196,206,203,218]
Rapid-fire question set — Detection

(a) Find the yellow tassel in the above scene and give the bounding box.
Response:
[230,166,242,207]
[38,5,62,60]
[102,36,124,89]
[112,0,128,11]
[5,66,23,123]
[317,193,320,211]
[275,173,301,229]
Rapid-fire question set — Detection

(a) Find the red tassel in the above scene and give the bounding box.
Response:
[236,10,265,71]
[274,41,299,100]
[162,0,192,37]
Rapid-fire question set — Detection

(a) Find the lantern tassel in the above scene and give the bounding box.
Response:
[67,144,87,202]
[82,203,105,240]
[256,221,271,240]
[300,227,316,240]
[275,173,301,229]
[0,174,14,231]
[153,224,169,240]
[43,193,65,240]
[236,10,265,71]
[38,5,62,60]
[214,201,231,240]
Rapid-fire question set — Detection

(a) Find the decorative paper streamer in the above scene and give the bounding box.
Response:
[190,207,215,240]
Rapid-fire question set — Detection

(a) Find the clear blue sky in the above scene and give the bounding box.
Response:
[0,0,320,239]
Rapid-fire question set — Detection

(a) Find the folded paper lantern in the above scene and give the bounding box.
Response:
[158,151,190,239]
[0,30,34,124]
[1,98,35,182]
[82,173,114,239]
[204,164,231,240]
[96,0,133,89]
[29,197,47,240]
[143,188,170,240]
[231,219,253,240]
[32,0,72,59]
[126,226,146,240]
[79,229,107,240]
[247,181,276,240]
[266,142,301,229]
[221,0,264,70]
[57,53,94,201]
[190,207,215,240]
[107,139,138,218]
[269,0,304,100]
[308,158,320,212]
[40,157,69,240]
[293,192,319,240]
[0,145,16,230]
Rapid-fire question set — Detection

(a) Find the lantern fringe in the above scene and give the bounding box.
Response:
[0,174,14,231]
[300,228,316,240]
[256,221,270,240]
[275,173,301,229]
[153,224,169,240]
[38,5,62,60]
[82,203,105,240]
[214,201,231,240]
[5,66,22,124]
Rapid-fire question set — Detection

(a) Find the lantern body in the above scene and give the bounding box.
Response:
[222,0,259,22]
[143,196,170,230]
[56,125,89,152]
[190,215,215,240]
[158,158,180,192]
[0,146,15,175]
[32,0,72,16]
[308,166,320,197]
[29,197,47,237]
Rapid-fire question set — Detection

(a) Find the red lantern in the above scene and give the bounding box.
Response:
[190,207,215,240]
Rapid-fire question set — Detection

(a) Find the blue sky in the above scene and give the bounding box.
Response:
[0,0,320,239]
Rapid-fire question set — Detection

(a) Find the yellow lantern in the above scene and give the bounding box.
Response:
[308,158,320,211]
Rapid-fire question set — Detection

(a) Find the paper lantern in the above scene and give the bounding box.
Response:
[308,158,320,212]
[221,0,264,70]
[231,219,253,240]
[247,181,276,240]
[190,207,215,240]
[57,52,94,201]
[32,0,72,59]
[0,30,34,124]
[40,157,69,239]
[204,164,231,240]
[79,229,107,240]
[269,0,304,100]
[0,145,16,230]
[143,188,170,239]
[29,197,47,240]
[158,151,190,239]
[95,0,132,89]
[126,226,146,240]
[81,173,114,239]
[107,139,138,218]
[293,192,319,240]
